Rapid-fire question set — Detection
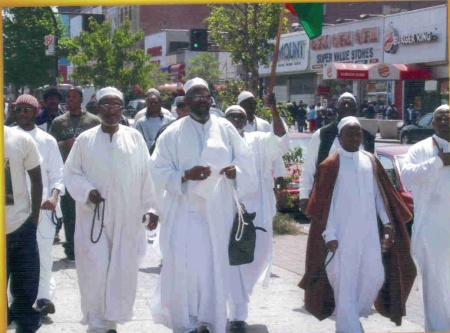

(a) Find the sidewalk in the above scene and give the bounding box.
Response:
[8,233,425,333]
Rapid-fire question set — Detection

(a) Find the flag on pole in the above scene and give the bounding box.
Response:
[286,3,324,39]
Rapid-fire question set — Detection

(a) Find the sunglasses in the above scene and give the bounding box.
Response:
[226,113,246,120]
[98,103,123,111]
[14,106,34,113]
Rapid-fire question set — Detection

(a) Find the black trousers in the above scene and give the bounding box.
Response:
[7,219,41,333]
[60,192,76,257]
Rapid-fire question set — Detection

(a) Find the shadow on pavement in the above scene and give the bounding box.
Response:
[139,266,162,275]
[226,324,269,333]
[52,258,76,272]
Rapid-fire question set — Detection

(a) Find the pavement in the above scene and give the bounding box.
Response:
[7,226,426,333]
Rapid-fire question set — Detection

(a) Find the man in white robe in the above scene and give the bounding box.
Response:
[14,94,65,317]
[317,117,393,333]
[400,105,450,332]
[224,97,289,332]
[150,78,255,333]
[64,87,159,333]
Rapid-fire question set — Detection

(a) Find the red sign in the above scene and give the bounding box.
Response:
[147,46,162,57]
[337,70,368,80]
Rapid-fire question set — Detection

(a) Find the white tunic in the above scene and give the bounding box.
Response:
[229,132,289,310]
[324,150,389,333]
[150,116,255,333]
[64,125,158,324]
[400,135,450,332]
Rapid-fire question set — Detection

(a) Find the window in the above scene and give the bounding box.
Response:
[417,113,433,127]
[379,154,399,188]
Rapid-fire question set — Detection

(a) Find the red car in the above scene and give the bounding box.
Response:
[376,144,414,236]
[276,132,313,212]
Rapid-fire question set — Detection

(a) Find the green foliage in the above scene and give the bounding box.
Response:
[3,7,67,90]
[62,19,165,92]
[185,53,222,83]
[206,4,288,94]
[216,80,246,110]
[283,146,303,164]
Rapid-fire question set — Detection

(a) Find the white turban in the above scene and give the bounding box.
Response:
[225,105,247,117]
[96,87,123,103]
[237,91,255,105]
[338,116,361,134]
[184,77,209,95]
[433,104,449,118]
[338,92,356,104]
[145,88,161,98]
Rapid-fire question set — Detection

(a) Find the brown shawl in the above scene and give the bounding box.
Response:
[298,151,416,326]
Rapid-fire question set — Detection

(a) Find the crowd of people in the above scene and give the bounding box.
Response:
[4,79,449,333]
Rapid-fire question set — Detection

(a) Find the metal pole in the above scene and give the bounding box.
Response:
[268,4,285,94]
[48,7,59,85]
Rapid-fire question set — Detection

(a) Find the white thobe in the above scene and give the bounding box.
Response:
[150,116,255,333]
[64,125,158,332]
[300,128,373,200]
[400,135,450,332]
[243,116,287,179]
[228,132,289,321]
[16,126,65,301]
[323,149,389,333]
[133,107,174,127]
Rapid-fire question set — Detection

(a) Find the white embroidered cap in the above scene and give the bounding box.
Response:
[96,87,123,103]
[337,92,356,104]
[433,104,449,118]
[237,91,255,105]
[225,105,247,117]
[338,116,361,134]
[145,88,161,98]
[183,77,209,94]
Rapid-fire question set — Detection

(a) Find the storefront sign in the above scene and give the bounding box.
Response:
[383,5,446,64]
[259,33,309,76]
[310,18,385,71]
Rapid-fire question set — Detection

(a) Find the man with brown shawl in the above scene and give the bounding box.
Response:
[299,116,416,333]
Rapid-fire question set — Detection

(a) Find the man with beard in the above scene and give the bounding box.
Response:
[35,86,65,132]
[135,88,175,151]
[49,86,100,260]
[150,78,255,333]
[299,92,375,213]
[64,87,159,333]
[401,105,450,332]
[224,96,289,332]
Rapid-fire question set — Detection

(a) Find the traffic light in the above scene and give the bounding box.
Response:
[189,29,208,51]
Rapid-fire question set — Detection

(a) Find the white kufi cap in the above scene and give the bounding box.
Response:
[338,116,361,134]
[183,77,209,94]
[433,104,449,118]
[96,87,123,102]
[237,91,255,105]
[145,88,161,98]
[338,92,356,104]
[225,105,247,117]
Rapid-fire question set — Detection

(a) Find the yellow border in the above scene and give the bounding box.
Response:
[1,1,449,333]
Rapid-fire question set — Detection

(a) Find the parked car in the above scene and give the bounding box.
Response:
[124,99,146,118]
[276,132,312,212]
[399,112,434,144]
[376,144,414,236]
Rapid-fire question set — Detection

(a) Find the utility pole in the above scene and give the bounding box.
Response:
[47,7,59,85]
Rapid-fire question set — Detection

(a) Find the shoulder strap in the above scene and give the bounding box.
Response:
[318,122,338,166]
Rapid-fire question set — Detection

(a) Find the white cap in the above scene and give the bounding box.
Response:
[433,104,449,118]
[96,87,123,103]
[237,91,255,105]
[337,116,361,134]
[145,88,161,98]
[225,105,247,117]
[338,92,356,104]
[184,77,209,94]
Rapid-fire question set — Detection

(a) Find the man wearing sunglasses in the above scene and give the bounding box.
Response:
[224,94,289,332]
[64,87,159,333]
[135,88,175,152]
[13,94,65,320]
[48,86,101,261]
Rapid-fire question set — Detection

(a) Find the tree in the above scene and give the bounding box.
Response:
[62,19,165,93]
[185,52,221,83]
[206,4,287,95]
[3,7,66,92]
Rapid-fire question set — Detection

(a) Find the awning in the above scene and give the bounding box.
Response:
[323,63,431,80]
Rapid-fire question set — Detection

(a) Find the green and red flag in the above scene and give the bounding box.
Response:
[286,3,324,39]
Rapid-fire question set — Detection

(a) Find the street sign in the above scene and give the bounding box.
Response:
[44,34,55,46]
[45,34,55,56]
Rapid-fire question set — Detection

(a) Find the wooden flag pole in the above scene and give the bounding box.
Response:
[268,4,285,95]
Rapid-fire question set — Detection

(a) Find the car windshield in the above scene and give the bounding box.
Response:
[417,113,433,127]
[289,137,310,159]
[396,155,412,192]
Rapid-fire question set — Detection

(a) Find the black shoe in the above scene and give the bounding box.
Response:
[230,321,246,332]
[36,299,55,316]
[198,326,209,333]
[53,233,61,244]
[106,330,117,333]
[65,253,75,261]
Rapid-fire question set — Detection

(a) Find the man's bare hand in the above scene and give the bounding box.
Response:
[220,165,236,179]
[41,197,58,211]
[65,137,76,150]
[438,149,450,166]
[264,93,276,108]
[143,213,159,231]
[299,198,309,213]
[89,189,105,205]
[382,226,395,248]
[185,166,211,181]
[326,240,339,252]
